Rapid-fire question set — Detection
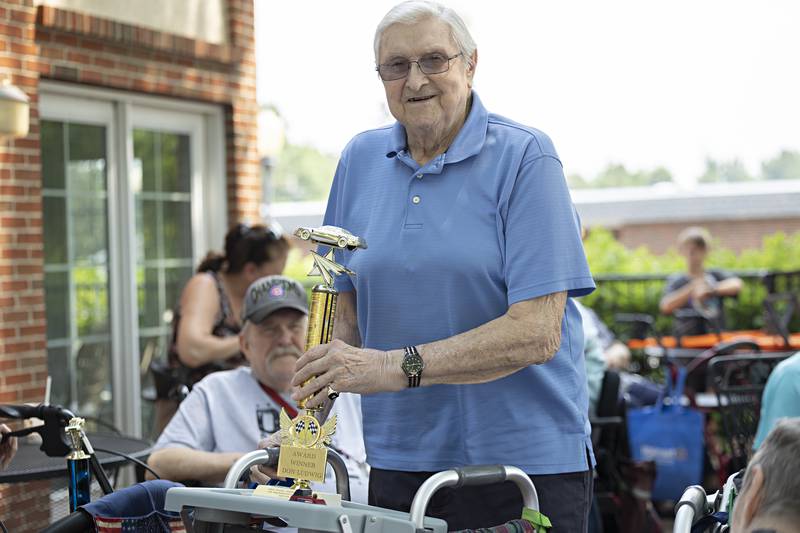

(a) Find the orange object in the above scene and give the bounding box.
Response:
[627,330,800,351]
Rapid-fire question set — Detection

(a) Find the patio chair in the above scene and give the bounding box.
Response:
[707,352,793,474]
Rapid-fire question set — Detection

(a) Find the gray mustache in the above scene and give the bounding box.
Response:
[269,346,302,359]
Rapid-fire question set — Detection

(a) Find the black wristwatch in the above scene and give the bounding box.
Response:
[401,345,424,388]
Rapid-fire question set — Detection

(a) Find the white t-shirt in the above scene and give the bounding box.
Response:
[154,366,369,503]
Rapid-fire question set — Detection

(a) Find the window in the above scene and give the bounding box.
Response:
[133,129,194,396]
[42,119,114,421]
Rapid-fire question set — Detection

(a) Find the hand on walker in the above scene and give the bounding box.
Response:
[251,433,281,484]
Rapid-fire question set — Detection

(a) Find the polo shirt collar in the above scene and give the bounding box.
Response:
[385,90,488,166]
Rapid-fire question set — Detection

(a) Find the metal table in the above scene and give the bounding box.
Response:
[0,432,152,484]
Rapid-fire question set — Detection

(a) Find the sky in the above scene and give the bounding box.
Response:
[254,1,800,187]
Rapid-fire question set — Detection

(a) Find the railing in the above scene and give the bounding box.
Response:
[583,269,799,339]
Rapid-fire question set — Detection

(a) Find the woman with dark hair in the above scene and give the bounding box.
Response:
[152,223,290,435]
[172,222,290,372]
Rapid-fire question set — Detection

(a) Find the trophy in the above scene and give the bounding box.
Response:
[276,225,367,493]
[66,417,91,512]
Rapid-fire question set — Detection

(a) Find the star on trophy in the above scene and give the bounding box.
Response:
[275,225,366,493]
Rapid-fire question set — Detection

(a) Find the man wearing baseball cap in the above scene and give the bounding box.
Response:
[148,275,368,496]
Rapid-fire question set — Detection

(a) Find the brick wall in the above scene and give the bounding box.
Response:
[0,4,47,533]
[0,2,259,530]
[0,0,44,406]
[614,218,800,254]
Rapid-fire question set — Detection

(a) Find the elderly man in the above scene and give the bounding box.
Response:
[291,1,596,530]
[730,418,800,532]
[148,275,368,501]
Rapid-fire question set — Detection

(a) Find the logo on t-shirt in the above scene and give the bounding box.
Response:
[256,406,280,436]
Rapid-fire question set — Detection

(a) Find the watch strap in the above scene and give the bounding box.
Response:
[403,345,422,388]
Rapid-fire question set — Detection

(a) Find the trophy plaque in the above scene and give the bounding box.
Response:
[276,225,366,490]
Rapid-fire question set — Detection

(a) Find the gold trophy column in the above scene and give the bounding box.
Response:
[300,284,338,411]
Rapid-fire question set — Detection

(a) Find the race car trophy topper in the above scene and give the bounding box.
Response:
[276,225,367,491]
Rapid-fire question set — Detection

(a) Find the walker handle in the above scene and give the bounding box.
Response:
[409,465,539,530]
[453,465,507,487]
[223,447,351,501]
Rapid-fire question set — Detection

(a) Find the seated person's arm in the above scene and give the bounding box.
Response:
[147,448,243,483]
[714,276,742,297]
[176,274,240,368]
[146,382,239,483]
[659,279,697,315]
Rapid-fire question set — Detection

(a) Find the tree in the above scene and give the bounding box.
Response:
[269,144,338,202]
[760,150,800,181]
[567,173,589,189]
[698,157,753,183]
[590,163,673,188]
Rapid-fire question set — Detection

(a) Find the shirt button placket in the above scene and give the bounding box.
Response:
[411,195,421,204]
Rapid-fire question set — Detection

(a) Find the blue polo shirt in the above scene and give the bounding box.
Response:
[322,92,596,474]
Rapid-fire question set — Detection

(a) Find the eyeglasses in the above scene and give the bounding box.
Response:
[376,52,463,81]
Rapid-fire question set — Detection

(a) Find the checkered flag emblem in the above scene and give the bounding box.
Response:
[294,420,305,432]
[309,421,318,436]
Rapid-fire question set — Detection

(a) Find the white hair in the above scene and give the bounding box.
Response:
[374,1,477,68]
[741,418,800,523]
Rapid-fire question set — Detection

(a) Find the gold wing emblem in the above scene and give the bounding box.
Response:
[279,408,293,444]
[319,415,337,447]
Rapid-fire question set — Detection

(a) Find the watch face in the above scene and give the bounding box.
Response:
[402,354,424,376]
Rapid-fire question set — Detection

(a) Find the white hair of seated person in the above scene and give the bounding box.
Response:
[604,341,631,370]
[731,418,800,532]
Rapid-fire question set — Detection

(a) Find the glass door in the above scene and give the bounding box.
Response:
[40,101,116,421]
[131,109,206,434]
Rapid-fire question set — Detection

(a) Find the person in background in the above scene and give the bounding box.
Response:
[578,227,632,372]
[753,351,800,450]
[730,418,800,533]
[659,226,742,336]
[575,301,607,416]
[148,276,369,502]
[0,423,17,469]
[152,223,290,436]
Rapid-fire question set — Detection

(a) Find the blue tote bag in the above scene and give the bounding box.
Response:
[627,366,705,501]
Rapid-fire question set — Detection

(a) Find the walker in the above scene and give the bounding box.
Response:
[164,448,542,533]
